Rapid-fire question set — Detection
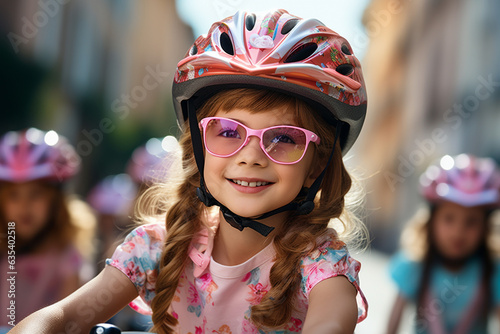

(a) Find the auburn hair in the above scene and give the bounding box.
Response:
[137,88,366,333]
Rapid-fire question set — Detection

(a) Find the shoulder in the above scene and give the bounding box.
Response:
[120,223,166,253]
[300,232,360,292]
[388,251,423,300]
[105,223,166,314]
[301,231,359,273]
[300,231,368,322]
[389,251,422,277]
[106,223,166,276]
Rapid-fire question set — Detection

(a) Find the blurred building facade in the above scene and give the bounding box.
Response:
[358,0,500,252]
[0,0,193,193]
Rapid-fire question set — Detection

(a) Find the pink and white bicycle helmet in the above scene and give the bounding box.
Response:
[420,154,500,208]
[87,174,138,216]
[0,128,80,183]
[173,9,367,154]
[127,136,180,184]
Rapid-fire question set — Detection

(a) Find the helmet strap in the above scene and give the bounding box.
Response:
[188,100,340,237]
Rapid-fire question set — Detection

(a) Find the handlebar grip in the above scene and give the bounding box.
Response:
[90,323,121,334]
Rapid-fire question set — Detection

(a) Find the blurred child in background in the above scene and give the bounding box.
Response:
[388,154,500,334]
[126,135,181,189]
[88,135,180,270]
[88,173,137,270]
[85,136,180,331]
[0,128,95,330]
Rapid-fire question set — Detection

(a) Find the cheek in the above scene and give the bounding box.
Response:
[433,221,452,244]
[2,199,22,219]
[32,197,53,216]
[205,154,224,170]
[464,224,484,245]
[203,155,226,187]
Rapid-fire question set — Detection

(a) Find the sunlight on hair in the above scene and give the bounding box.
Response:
[330,169,370,252]
[162,136,180,152]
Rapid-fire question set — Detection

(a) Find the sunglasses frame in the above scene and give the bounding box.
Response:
[199,117,321,165]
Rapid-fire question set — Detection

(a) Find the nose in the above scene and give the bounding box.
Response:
[236,136,268,166]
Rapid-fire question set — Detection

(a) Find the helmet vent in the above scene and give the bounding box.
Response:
[341,44,352,55]
[281,19,299,35]
[336,63,354,76]
[220,32,234,55]
[284,42,317,63]
[190,44,198,56]
[245,14,256,30]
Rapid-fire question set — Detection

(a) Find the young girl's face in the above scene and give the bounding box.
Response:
[203,107,317,220]
[1,181,55,241]
[432,201,486,260]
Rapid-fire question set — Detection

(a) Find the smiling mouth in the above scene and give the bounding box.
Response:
[229,179,272,187]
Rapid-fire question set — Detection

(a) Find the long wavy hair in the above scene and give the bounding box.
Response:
[135,88,367,333]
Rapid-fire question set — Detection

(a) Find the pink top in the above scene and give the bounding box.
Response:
[0,245,83,325]
[107,218,368,333]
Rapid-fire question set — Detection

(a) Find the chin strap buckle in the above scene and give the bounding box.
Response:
[220,207,275,237]
[197,186,275,237]
[297,200,315,215]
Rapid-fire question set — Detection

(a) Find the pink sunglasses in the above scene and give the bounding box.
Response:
[199,117,320,164]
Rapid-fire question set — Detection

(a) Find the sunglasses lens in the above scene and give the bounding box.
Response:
[202,118,312,164]
[262,128,307,163]
[204,118,246,156]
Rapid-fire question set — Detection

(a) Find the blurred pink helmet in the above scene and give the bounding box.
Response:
[420,154,500,208]
[87,174,138,216]
[127,135,180,184]
[173,9,367,154]
[0,128,80,183]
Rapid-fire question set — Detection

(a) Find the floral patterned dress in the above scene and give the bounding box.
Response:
[106,217,368,334]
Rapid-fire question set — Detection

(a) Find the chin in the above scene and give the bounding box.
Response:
[227,208,267,219]
[439,248,475,263]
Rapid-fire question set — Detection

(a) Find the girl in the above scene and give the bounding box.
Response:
[387,154,500,334]
[11,9,368,333]
[0,128,95,330]
[87,173,138,269]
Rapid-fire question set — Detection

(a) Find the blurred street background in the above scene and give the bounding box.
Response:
[1,0,499,332]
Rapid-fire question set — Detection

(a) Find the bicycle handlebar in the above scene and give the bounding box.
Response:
[90,323,155,334]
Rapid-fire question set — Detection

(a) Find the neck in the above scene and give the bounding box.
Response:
[211,210,287,266]
[435,250,477,272]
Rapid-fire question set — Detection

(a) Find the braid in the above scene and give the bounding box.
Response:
[150,130,204,334]
[150,194,202,333]
[251,140,354,329]
[251,220,328,328]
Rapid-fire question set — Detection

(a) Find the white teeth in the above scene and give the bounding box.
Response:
[232,179,270,187]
